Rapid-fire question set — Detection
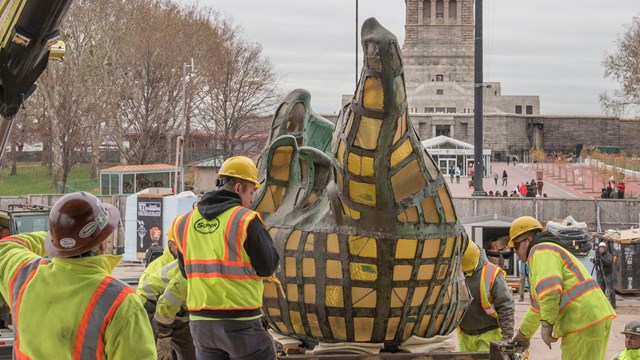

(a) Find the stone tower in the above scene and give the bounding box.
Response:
[402,0,539,132]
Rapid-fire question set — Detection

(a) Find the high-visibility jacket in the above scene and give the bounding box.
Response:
[612,348,640,360]
[479,262,507,318]
[137,246,179,303]
[173,206,264,314]
[520,240,616,338]
[0,232,156,359]
[153,267,188,325]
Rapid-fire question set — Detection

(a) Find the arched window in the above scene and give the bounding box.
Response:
[436,0,444,19]
[449,0,457,20]
[423,0,431,21]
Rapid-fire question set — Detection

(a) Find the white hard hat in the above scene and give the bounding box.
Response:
[598,242,607,247]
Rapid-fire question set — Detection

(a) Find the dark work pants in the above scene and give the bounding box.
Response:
[190,318,276,360]
[596,272,616,309]
[146,301,197,360]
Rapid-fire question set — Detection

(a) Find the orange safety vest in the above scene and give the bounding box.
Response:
[10,258,134,360]
[479,262,506,319]
[171,206,263,311]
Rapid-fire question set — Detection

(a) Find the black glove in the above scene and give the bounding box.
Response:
[510,330,530,350]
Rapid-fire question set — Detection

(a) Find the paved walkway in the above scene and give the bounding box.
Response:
[446,162,591,198]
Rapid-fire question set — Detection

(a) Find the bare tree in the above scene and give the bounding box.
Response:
[601,15,640,117]
[195,18,280,159]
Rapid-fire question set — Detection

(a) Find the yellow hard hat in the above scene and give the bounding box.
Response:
[217,156,260,187]
[461,241,480,272]
[508,216,543,248]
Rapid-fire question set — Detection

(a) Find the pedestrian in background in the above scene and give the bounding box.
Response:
[493,171,499,185]
[592,242,616,309]
[502,170,508,186]
[508,216,616,360]
[0,192,156,359]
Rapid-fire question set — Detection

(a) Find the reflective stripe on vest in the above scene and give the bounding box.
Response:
[161,261,178,284]
[184,207,259,280]
[535,275,563,299]
[10,258,48,360]
[73,277,134,360]
[479,262,506,318]
[528,244,586,282]
[559,279,600,310]
[172,213,192,256]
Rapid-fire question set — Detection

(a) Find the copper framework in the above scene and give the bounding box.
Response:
[252,18,471,347]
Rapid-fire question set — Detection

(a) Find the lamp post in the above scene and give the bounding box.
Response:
[472,0,487,196]
[174,59,195,194]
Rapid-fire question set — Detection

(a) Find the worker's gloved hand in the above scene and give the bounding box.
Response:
[510,330,531,350]
[156,336,173,360]
[540,320,558,349]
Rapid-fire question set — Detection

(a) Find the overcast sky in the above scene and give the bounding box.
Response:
[185,0,638,116]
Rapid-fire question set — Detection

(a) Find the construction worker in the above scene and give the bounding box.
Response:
[137,238,195,360]
[592,241,616,309]
[508,216,616,360]
[458,241,515,351]
[612,320,640,360]
[172,156,280,359]
[0,191,156,358]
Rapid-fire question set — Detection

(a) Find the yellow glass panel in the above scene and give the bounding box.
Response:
[352,287,376,308]
[327,233,339,253]
[437,264,449,280]
[421,196,440,223]
[444,237,455,257]
[417,264,435,280]
[411,287,427,307]
[263,281,277,298]
[396,206,419,222]
[267,307,280,317]
[363,76,384,110]
[443,285,452,303]
[270,146,293,181]
[422,239,441,258]
[255,185,286,213]
[304,233,314,251]
[391,159,426,202]
[395,239,417,259]
[268,228,279,238]
[287,283,298,302]
[326,259,343,279]
[289,311,305,335]
[348,152,375,177]
[285,257,296,277]
[304,284,316,304]
[391,288,408,308]
[337,140,346,166]
[354,116,382,150]
[307,314,323,337]
[390,138,413,168]
[302,258,316,277]
[348,235,377,258]
[286,230,302,250]
[393,112,407,144]
[422,150,440,180]
[428,285,442,305]
[326,285,344,307]
[403,322,414,341]
[395,75,406,104]
[438,185,456,222]
[348,180,376,206]
[329,317,347,341]
[354,318,374,342]
[350,263,378,281]
[341,199,362,219]
[418,315,432,336]
[386,318,400,341]
[435,314,445,331]
[393,265,412,281]
[274,322,286,333]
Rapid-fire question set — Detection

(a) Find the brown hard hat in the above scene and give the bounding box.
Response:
[46,192,120,257]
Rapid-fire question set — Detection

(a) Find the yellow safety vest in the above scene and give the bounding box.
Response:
[479,262,506,319]
[172,206,264,312]
[520,242,616,337]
